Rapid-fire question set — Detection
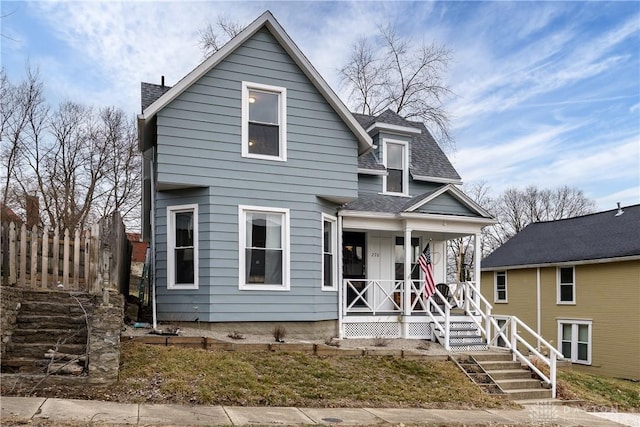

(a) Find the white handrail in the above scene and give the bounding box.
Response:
[464,281,562,398]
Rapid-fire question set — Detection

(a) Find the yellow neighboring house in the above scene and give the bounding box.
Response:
[480,204,640,380]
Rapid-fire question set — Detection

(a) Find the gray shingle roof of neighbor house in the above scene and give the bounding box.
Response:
[482,204,640,269]
[353,110,462,182]
[141,82,171,112]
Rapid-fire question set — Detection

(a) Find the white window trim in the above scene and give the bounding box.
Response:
[321,213,338,291]
[382,138,409,196]
[238,205,290,291]
[557,319,592,365]
[167,204,199,290]
[494,271,508,303]
[556,266,576,304]
[241,81,287,162]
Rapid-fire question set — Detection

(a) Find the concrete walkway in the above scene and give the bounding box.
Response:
[1,396,638,426]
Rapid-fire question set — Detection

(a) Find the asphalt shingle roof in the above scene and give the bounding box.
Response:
[141,82,171,112]
[482,204,640,269]
[342,188,441,214]
[354,110,461,181]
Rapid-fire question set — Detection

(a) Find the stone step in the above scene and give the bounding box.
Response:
[496,378,545,390]
[15,315,86,329]
[19,302,87,316]
[1,357,43,369]
[9,328,87,344]
[478,361,523,371]
[20,290,93,303]
[487,369,533,380]
[504,388,552,400]
[6,343,86,359]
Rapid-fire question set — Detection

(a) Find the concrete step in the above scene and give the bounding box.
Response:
[9,328,87,344]
[487,369,533,380]
[505,388,552,400]
[496,378,545,390]
[467,352,513,362]
[15,315,86,329]
[477,360,523,371]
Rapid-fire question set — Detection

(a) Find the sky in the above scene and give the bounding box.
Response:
[2,1,639,211]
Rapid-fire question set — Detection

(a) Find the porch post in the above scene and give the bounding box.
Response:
[402,226,412,338]
[474,233,482,310]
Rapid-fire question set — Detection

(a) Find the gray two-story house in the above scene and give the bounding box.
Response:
[138,11,495,342]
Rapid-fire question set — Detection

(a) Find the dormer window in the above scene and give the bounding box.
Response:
[383,139,409,195]
[242,82,287,161]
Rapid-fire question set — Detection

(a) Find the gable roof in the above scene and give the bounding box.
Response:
[482,204,640,269]
[354,110,461,183]
[138,10,372,155]
[341,183,494,220]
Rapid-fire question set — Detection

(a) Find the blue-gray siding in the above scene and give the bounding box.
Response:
[153,28,356,322]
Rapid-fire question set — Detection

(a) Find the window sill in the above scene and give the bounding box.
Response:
[557,302,576,305]
[168,284,199,290]
[379,192,411,198]
[240,284,290,291]
[242,153,286,162]
[494,300,508,304]
[321,286,338,292]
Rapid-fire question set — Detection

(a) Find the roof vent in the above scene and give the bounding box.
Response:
[615,202,624,217]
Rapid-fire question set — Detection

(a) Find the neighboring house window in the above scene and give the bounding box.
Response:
[167,204,198,289]
[322,214,337,290]
[241,82,287,161]
[383,139,408,195]
[239,205,290,290]
[557,266,575,304]
[494,271,507,302]
[558,320,592,364]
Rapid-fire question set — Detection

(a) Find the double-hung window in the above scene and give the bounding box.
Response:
[383,139,408,195]
[241,82,287,161]
[322,214,337,290]
[494,271,507,302]
[558,320,592,364]
[239,205,290,290]
[557,266,575,304]
[167,204,198,289]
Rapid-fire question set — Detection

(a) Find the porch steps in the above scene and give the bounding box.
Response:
[432,318,488,351]
[1,290,91,376]
[466,351,552,400]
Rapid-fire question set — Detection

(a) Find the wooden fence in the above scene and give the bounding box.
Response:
[0,212,131,294]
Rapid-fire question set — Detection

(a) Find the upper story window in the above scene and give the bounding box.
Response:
[494,271,507,303]
[557,266,575,304]
[322,214,337,291]
[383,139,408,195]
[167,204,198,290]
[241,82,287,161]
[239,205,290,291]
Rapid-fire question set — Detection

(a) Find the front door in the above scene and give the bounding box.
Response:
[343,232,366,307]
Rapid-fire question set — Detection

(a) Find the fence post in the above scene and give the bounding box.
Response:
[9,222,17,285]
[30,225,38,288]
[84,230,90,291]
[19,224,27,287]
[63,228,70,287]
[73,228,80,288]
[52,227,60,285]
[42,225,49,289]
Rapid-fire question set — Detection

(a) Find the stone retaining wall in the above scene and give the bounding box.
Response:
[0,286,22,359]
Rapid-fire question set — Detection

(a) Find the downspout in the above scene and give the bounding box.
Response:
[337,214,344,339]
[536,267,541,351]
[150,154,158,330]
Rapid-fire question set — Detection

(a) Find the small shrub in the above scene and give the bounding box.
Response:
[227,331,245,340]
[273,325,287,342]
[373,336,390,347]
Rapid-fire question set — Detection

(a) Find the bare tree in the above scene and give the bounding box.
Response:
[198,15,244,58]
[1,65,47,208]
[340,24,454,150]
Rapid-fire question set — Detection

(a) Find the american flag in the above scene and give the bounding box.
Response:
[418,243,436,299]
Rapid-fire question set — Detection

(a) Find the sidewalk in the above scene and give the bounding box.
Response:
[1,396,638,426]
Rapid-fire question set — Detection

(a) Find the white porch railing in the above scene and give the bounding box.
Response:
[464,281,564,398]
